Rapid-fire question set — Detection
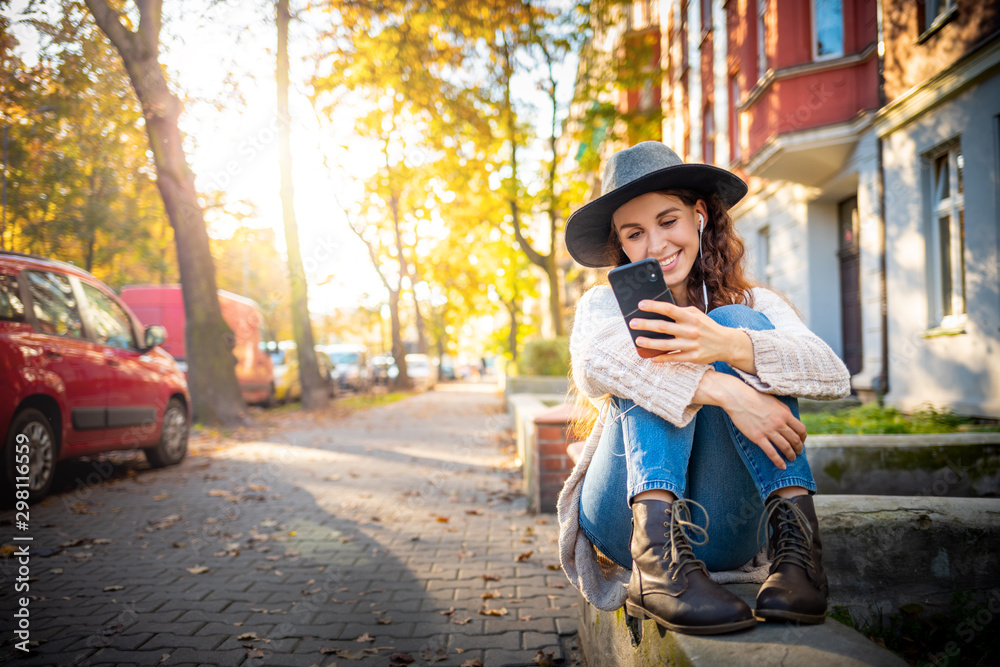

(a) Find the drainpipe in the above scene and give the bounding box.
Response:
[875,0,889,403]
[876,139,889,403]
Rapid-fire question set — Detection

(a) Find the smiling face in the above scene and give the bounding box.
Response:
[611,192,707,307]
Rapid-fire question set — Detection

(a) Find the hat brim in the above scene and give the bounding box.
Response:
[565,164,748,268]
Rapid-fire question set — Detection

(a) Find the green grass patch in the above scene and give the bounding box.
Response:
[336,391,410,411]
[801,402,1000,435]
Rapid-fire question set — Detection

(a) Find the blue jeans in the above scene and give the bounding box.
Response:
[578,305,817,572]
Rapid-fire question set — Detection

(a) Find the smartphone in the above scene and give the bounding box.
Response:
[608,258,676,358]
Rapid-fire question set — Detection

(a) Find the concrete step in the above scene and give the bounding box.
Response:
[579,587,907,666]
[575,495,1000,666]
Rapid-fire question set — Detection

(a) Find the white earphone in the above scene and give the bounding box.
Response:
[697,213,708,310]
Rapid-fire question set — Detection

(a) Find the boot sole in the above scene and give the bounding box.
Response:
[755,608,826,624]
[625,600,757,636]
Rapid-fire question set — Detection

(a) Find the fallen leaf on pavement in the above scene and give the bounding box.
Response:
[439,607,456,616]
[376,617,393,625]
[152,493,170,501]
[460,660,483,667]
[237,632,259,641]
[452,617,473,625]
[516,551,533,561]
[478,607,508,616]
[435,516,450,523]
[103,585,125,592]
[246,648,266,659]
[421,648,448,662]
[533,649,556,666]
[481,574,501,581]
[356,632,375,642]
[546,564,562,570]
[481,591,500,599]
[186,566,210,574]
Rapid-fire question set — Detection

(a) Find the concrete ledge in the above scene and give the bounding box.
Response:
[816,495,1000,619]
[579,586,907,666]
[808,433,1000,497]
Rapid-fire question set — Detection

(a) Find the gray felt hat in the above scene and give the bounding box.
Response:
[565,141,747,268]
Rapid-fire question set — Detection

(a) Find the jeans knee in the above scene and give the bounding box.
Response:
[708,304,774,331]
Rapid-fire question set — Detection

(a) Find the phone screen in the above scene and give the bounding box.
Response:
[608,258,675,358]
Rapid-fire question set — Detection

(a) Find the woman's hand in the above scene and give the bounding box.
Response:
[630,300,756,373]
[694,370,806,470]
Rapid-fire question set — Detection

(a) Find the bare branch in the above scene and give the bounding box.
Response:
[83,0,136,54]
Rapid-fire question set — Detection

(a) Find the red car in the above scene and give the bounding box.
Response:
[0,251,190,503]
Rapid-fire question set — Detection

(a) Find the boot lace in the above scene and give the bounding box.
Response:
[664,499,710,581]
[757,497,815,571]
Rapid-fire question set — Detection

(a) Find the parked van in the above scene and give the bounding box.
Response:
[120,285,275,406]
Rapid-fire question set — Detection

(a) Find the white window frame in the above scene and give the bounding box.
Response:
[812,0,845,61]
[924,0,958,32]
[926,141,966,330]
[757,225,772,285]
[757,0,768,80]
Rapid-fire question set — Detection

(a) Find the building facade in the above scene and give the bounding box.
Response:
[567,0,999,417]
[874,0,1000,416]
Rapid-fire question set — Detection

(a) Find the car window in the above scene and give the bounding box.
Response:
[0,273,25,322]
[80,282,137,350]
[25,270,84,338]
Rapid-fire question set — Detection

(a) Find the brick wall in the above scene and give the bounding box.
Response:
[532,403,580,513]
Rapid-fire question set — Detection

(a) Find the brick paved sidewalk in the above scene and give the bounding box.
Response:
[0,383,578,666]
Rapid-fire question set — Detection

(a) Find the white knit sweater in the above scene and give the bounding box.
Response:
[556,285,851,611]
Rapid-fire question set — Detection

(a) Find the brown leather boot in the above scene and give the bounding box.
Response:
[755,494,828,623]
[625,498,756,635]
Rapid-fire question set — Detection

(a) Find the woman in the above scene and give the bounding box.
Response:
[557,141,851,635]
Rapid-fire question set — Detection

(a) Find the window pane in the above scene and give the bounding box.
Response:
[956,150,963,194]
[81,282,136,350]
[938,216,952,317]
[815,0,843,57]
[958,208,966,314]
[26,271,84,338]
[0,274,24,322]
[935,154,950,202]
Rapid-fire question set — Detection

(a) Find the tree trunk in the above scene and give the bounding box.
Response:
[277,0,327,409]
[388,287,410,390]
[506,299,518,364]
[84,0,244,425]
[389,195,410,389]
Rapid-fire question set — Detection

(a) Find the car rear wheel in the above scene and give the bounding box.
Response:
[3,408,58,504]
[144,398,188,468]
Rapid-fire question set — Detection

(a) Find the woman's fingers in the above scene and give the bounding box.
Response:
[778,423,804,454]
[754,437,787,470]
[630,317,681,336]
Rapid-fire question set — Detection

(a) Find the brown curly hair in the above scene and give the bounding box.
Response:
[604,188,756,311]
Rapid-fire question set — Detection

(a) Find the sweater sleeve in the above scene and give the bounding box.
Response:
[731,288,852,400]
[570,286,711,427]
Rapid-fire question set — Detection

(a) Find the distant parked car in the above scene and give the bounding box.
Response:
[404,353,437,391]
[0,251,190,503]
[321,344,372,392]
[371,354,397,386]
[269,344,336,403]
